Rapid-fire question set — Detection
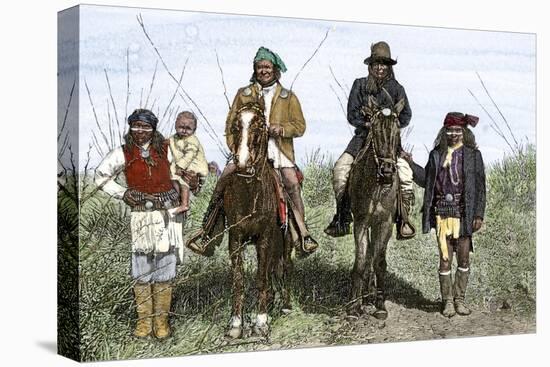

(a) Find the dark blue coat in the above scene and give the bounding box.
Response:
[345,77,412,156]
[410,146,486,236]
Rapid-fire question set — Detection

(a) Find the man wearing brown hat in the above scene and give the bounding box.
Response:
[325,41,414,237]
[187,46,318,256]
[403,112,486,317]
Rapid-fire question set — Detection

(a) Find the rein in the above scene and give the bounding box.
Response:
[354,110,399,182]
[235,104,270,180]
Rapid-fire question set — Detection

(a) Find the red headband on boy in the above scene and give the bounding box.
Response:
[443,113,479,128]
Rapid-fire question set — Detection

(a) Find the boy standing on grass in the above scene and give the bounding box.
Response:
[402,112,486,317]
[168,111,209,215]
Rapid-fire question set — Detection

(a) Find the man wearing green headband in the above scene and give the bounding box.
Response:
[187,47,318,256]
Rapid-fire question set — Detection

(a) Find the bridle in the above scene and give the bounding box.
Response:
[357,108,400,184]
[234,103,269,179]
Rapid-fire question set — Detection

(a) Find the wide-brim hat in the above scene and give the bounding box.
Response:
[364,41,397,66]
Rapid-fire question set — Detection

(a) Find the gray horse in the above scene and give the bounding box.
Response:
[348,97,404,319]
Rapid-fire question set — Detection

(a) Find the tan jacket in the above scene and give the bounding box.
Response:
[225,82,306,163]
[168,134,209,186]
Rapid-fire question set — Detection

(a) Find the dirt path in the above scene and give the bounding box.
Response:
[215,301,535,352]
[324,301,535,345]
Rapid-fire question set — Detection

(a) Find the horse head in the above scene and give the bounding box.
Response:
[233,102,269,177]
[365,96,403,185]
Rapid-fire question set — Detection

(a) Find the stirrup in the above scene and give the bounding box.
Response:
[186,230,215,257]
[396,220,416,240]
[302,236,319,253]
[324,217,352,238]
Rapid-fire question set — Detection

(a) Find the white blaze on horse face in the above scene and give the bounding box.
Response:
[237,111,254,169]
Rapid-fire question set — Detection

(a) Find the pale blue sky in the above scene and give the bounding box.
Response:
[58,4,536,168]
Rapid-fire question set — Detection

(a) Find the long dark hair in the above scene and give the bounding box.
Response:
[366,64,395,94]
[433,126,478,153]
[123,130,166,156]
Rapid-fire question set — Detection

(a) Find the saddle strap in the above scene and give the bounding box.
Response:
[270,168,288,227]
[285,191,309,237]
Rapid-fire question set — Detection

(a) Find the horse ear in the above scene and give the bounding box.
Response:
[394,98,405,115]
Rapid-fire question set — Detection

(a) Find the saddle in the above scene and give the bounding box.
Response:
[269,166,314,255]
[268,165,304,229]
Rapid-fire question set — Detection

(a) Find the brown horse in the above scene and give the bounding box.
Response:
[348,97,404,319]
[223,102,292,338]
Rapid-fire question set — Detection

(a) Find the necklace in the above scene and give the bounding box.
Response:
[140,146,150,159]
[448,154,461,186]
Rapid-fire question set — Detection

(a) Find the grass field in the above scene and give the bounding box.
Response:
[57,145,536,362]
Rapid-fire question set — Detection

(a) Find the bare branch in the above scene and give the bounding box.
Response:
[104,69,122,145]
[329,85,347,118]
[58,77,76,141]
[91,130,105,157]
[68,145,79,200]
[290,27,332,91]
[159,58,189,130]
[81,164,126,204]
[144,60,159,108]
[329,84,353,137]
[137,14,230,159]
[210,193,260,257]
[328,65,348,97]
[468,88,515,153]
[81,144,93,194]
[59,131,70,158]
[476,71,519,148]
[177,91,224,147]
[84,79,111,150]
[423,143,430,154]
[150,97,158,111]
[125,47,130,121]
[106,99,115,150]
[215,49,231,110]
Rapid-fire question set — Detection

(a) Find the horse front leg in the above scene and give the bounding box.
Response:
[252,232,273,337]
[371,220,393,320]
[273,229,292,313]
[227,233,245,339]
[281,230,294,313]
[350,217,369,315]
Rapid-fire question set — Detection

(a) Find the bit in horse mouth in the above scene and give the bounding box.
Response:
[236,167,256,177]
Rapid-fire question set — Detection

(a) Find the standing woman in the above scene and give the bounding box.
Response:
[95,109,184,339]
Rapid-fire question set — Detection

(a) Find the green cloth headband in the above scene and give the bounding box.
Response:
[254,47,287,73]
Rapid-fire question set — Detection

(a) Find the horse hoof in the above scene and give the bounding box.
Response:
[373,310,388,320]
[252,324,269,337]
[226,327,243,339]
[347,304,363,317]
